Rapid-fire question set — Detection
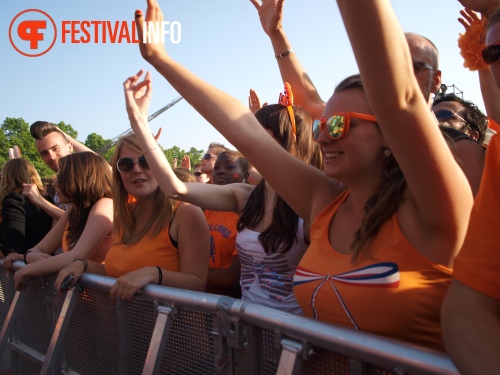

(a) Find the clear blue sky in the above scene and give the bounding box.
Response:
[1,0,483,153]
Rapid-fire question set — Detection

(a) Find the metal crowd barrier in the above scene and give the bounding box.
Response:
[0,260,459,375]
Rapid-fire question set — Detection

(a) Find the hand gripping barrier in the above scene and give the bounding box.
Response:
[0,260,460,375]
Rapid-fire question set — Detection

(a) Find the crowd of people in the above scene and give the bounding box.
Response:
[1,0,500,372]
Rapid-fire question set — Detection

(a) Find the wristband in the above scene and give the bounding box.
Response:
[73,258,88,272]
[275,48,294,60]
[155,266,163,285]
[24,250,32,265]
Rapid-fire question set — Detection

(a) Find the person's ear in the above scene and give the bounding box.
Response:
[242,171,250,183]
[68,142,74,154]
[469,130,480,141]
[431,69,442,96]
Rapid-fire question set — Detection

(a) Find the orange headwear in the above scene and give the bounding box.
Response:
[278,82,297,136]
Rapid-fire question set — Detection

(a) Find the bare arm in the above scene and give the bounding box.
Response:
[336,0,473,263]
[134,1,341,224]
[57,128,95,154]
[124,71,254,213]
[249,0,325,119]
[442,279,500,374]
[457,0,500,18]
[22,183,64,220]
[13,198,113,289]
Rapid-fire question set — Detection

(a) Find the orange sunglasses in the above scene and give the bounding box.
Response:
[312,112,377,141]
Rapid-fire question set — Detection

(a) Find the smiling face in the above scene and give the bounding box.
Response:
[319,89,386,186]
[118,145,159,199]
[212,153,245,185]
[35,131,73,172]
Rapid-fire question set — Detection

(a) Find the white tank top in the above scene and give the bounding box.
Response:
[236,218,307,314]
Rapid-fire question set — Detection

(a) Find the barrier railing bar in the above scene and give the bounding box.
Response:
[142,305,175,375]
[8,341,45,365]
[0,290,24,356]
[0,262,460,375]
[230,301,459,375]
[277,338,304,375]
[40,288,79,375]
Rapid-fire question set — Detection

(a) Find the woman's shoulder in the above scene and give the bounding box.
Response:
[2,191,25,208]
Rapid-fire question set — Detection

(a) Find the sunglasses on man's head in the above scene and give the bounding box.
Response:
[433,110,466,124]
[202,153,217,160]
[482,44,500,65]
[116,156,150,173]
[412,61,434,74]
[312,112,377,141]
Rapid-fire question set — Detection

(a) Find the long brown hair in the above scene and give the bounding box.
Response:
[335,75,408,257]
[237,104,316,253]
[58,152,112,249]
[110,133,176,245]
[0,158,44,221]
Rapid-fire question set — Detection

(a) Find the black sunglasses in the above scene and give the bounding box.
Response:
[433,110,466,124]
[116,156,150,173]
[202,153,217,160]
[482,44,500,65]
[193,171,203,176]
[412,61,434,74]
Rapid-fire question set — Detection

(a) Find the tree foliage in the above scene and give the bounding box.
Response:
[1,117,79,178]
[1,117,203,179]
[84,133,115,163]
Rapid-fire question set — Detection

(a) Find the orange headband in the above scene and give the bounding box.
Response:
[278,82,297,136]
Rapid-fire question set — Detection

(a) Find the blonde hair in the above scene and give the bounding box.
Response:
[110,133,176,245]
[0,159,43,220]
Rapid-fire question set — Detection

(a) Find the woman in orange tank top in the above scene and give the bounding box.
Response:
[55,134,209,301]
[128,0,473,350]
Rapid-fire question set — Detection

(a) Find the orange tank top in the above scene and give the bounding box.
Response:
[104,207,180,277]
[293,190,451,351]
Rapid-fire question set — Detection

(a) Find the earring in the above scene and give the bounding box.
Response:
[384,148,392,157]
[242,178,247,184]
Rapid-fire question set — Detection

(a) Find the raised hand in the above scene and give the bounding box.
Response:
[250,0,285,36]
[135,0,169,62]
[248,89,268,113]
[22,183,43,206]
[181,154,191,170]
[459,8,487,43]
[123,69,152,122]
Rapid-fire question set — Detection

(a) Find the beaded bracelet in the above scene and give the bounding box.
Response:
[276,47,295,60]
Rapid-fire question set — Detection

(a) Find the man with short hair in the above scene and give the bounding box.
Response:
[201,142,230,183]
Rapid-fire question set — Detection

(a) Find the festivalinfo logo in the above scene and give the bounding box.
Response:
[9,9,182,57]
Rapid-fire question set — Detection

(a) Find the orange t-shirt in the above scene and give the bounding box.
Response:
[204,210,238,269]
[104,223,179,278]
[293,190,451,351]
[454,134,500,299]
[62,227,113,263]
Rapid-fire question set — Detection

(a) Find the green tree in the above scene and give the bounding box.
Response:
[163,145,204,169]
[0,117,82,178]
[85,133,115,163]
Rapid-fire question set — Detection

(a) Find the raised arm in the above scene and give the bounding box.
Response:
[458,0,500,18]
[336,0,473,262]
[134,1,340,223]
[22,183,64,220]
[123,70,253,213]
[13,198,113,290]
[249,0,325,119]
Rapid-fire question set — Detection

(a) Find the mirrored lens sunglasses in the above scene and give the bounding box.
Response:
[116,156,150,173]
[312,112,377,141]
[482,44,500,65]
